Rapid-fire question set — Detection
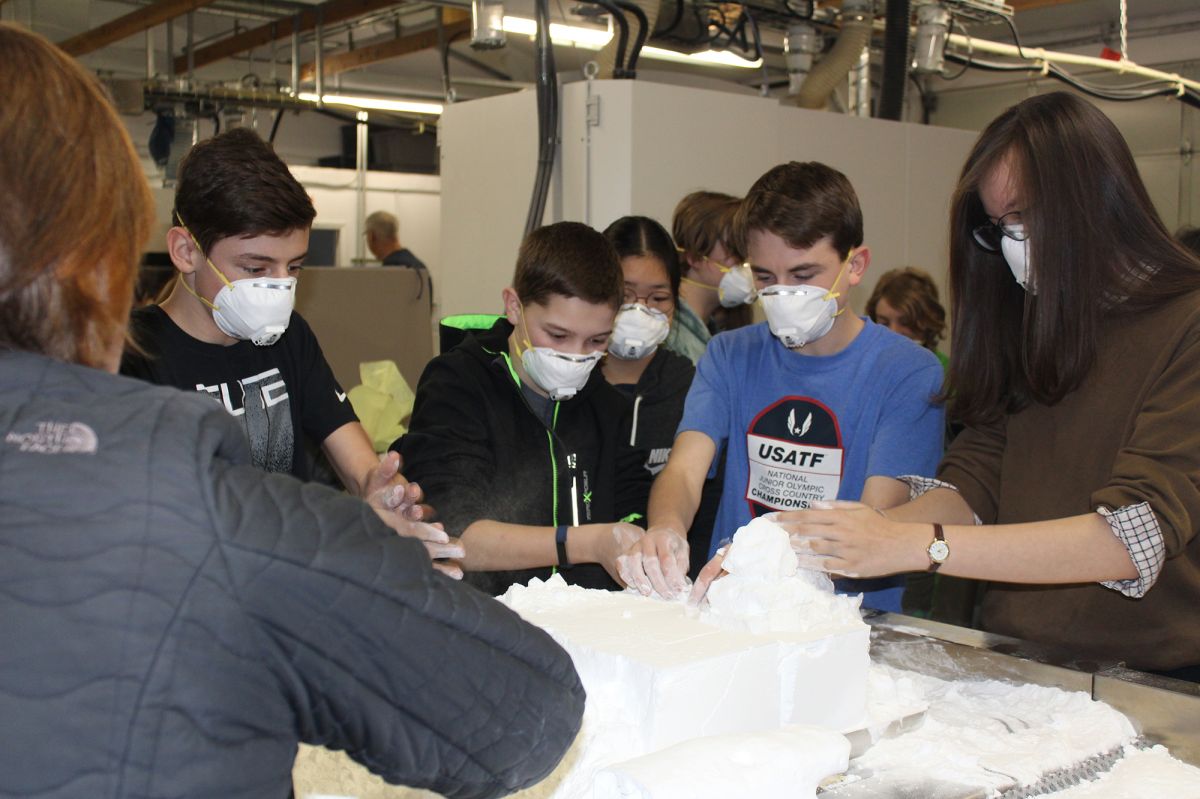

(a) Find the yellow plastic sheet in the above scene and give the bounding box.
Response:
[347,360,416,453]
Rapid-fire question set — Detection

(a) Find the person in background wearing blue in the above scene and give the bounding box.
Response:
[619,162,945,612]
[601,216,721,578]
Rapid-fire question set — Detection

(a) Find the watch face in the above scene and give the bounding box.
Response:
[928,540,950,563]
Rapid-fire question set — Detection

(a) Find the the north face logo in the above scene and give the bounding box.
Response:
[5,421,98,454]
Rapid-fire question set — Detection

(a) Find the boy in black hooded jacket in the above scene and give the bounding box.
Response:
[394,223,651,595]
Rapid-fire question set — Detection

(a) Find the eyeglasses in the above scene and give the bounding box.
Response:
[623,288,675,309]
[972,211,1029,252]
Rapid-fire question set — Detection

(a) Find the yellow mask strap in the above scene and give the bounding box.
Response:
[680,275,718,291]
[678,248,739,291]
[514,301,535,357]
[825,249,856,318]
[175,217,233,312]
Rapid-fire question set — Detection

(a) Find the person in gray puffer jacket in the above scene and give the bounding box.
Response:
[0,23,584,799]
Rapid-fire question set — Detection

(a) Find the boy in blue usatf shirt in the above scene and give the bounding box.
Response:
[617,162,944,612]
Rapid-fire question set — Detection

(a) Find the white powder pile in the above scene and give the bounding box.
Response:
[854,665,1139,795]
[702,515,863,636]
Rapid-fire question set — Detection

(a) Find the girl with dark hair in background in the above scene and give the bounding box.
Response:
[759,92,1200,680]
[603,216,720,577]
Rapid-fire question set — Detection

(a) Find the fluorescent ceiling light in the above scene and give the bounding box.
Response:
[502,15,612,48]
[298,92,443,115]
[501,16,762,69]
[641,45,762,69]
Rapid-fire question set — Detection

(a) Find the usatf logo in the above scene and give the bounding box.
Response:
[5,421,98,454]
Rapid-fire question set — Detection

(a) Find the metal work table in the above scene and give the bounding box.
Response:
[821,613,1200,798]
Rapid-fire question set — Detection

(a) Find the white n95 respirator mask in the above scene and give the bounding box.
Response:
[718,263,757,307]
[520,347,603,400]
[757,253,851,349]
[759,285,839,348]
[609,304,670,360]
[515,304,604,400]
[209,276,297,346]
[1000,225,1035,293]
[177,223,297,346]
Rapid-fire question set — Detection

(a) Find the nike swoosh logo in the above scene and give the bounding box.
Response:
[645,463,667,476]
[336,391,347,403]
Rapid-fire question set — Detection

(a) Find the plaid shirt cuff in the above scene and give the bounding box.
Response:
[1098,503,1165,599]
[897,476,983,525]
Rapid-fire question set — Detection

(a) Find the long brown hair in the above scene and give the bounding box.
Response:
[947,92,1200,425]
[0,23,154,368]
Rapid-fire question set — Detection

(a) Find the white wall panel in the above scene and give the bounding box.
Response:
[439,89,541,319]
[439,80,980,330]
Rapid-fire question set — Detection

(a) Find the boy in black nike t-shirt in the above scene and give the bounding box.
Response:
[122,128,461,571]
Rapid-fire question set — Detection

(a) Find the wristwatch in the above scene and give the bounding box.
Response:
[926,523,949,572]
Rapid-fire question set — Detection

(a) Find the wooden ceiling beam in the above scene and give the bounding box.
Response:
[299,9,470,83]
[59,0,218,56]
[171,0,401,75]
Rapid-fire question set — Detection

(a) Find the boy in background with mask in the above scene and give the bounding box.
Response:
[394,222,650,595]
[666,191,756,364]
[121,129,461,572]
[619,162,944,611]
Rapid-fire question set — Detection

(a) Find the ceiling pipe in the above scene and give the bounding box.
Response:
[876,0,909,120]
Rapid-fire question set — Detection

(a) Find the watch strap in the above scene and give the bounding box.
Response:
[556,525,571,568]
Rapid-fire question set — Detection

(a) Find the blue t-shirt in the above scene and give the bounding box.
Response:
[678,320,945,611]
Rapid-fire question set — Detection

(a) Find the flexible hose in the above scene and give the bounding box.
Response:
[583,0,630,78]
[877,0,909,119]
[789,1,874,110]
[524,0,558,235]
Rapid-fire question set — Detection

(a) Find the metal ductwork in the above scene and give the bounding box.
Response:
[784,22,822,96]
[470,0,507,49]
[911,2,952,75]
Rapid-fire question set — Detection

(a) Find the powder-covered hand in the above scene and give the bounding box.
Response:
[365,451,436,522]
[686,549,726,606]
[617,526,690,599]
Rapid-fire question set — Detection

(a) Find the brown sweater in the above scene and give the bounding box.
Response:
[939,291,1200,671]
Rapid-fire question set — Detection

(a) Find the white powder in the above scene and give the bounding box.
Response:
[854,665,1139,795]
[702,515,864,637]
[499,516,871,799]
[593,725,850,799]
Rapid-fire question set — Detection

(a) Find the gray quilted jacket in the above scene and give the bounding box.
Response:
[0,351,584,799]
